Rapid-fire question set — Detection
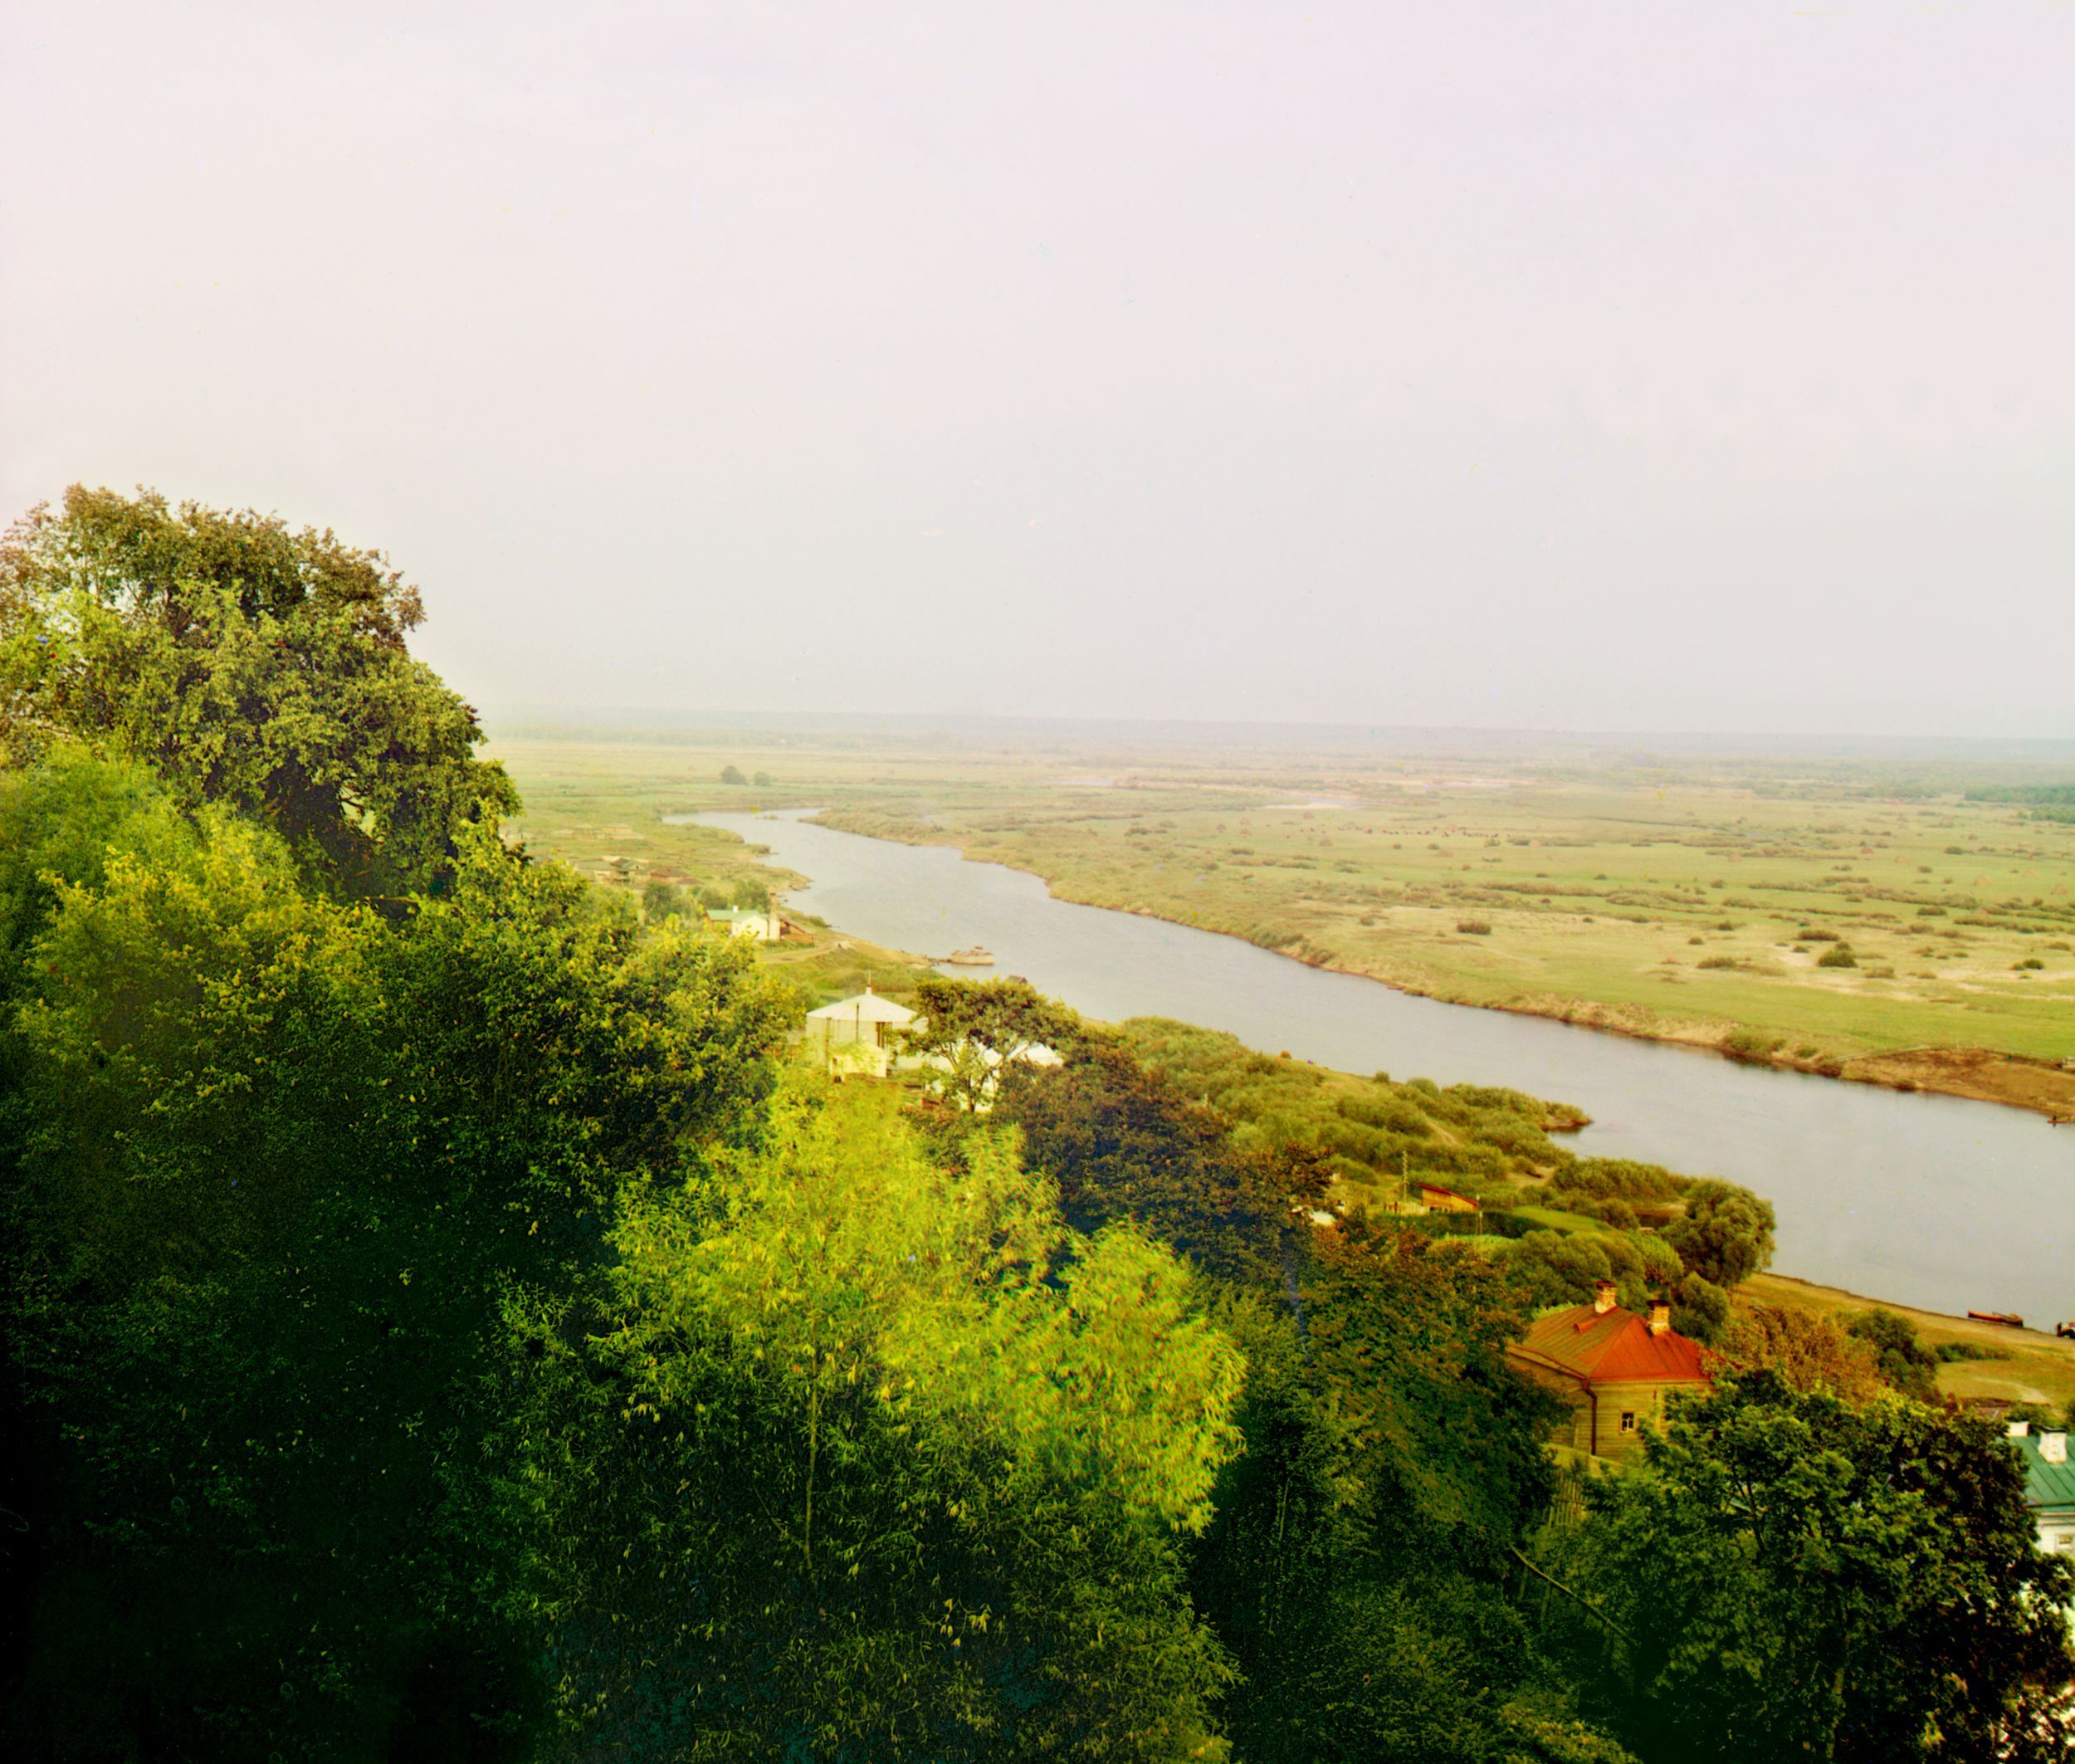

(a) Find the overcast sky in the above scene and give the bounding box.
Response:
[3,3,2070,737]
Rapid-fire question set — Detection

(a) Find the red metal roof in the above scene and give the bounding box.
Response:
[1417,1182,1478,1205]
[1513,1302,1711,1385]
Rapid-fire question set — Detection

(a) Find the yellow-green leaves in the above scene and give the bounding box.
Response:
[502,1076,1244,1756]
[605,1079,1243,1535]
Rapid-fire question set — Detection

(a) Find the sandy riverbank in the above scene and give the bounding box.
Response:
[1745,1273,2075,1410]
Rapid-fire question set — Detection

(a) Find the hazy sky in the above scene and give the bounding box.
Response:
[3,3,2070,737]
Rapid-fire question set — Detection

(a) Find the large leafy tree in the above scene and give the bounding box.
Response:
[1000,1038,1326,1286]
[1844,1307,1943,1402]
[496,1081,1244,1760]
[0,486,515,894]
[1187,1231,1609,1763]
[0,763,788,1759]
[1664,1179,1775,1289]
[1720,1303,1883,1401]
[1554,1371,2075,1762]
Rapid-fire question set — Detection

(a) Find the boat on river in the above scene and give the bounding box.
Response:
[944,946,996,966]
[1966,1309,2025,1329]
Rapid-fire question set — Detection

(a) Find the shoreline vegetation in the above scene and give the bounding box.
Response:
[495,747,2071,1385]
[489,733,2075,1374]
[490,726,2075,1120]
[801,805,2075,1121]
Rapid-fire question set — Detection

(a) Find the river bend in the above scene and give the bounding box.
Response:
[690,811,2074,1329]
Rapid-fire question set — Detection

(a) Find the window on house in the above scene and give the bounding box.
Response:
[1619,1411,1637,1433]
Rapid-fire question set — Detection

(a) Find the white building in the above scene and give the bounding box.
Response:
[803,988,918,1077]
[706,906,784,942]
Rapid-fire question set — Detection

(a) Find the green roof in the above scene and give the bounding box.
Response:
[2011,1429,2075,1514]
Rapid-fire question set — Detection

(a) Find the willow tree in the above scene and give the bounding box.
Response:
[496,1081,1245,1761]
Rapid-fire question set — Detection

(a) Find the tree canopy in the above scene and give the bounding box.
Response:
[1551,1371,2075,1762]
[2,492,2066,1761]
[494,1081,1244,1759]
[0,486,514,895]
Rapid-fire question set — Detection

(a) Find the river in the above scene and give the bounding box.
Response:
[689,810,2074,1329]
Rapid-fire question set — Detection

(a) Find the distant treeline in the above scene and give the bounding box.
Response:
[1965,782,2075,822]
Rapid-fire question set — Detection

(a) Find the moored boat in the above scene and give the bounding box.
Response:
[944,946,995,966]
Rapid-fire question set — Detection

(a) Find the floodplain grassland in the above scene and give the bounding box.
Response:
[491,735,930,1004]
[491,726,2075,1399]
[493,725,2075,1115]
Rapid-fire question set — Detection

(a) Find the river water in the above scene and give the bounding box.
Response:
[690,811,2074,1328]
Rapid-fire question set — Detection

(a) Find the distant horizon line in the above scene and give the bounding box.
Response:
[478,702,2075,762]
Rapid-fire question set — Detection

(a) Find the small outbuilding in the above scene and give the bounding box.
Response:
[707,906,784,942]
[1418,1182,1481,1214]
[1506,1281,1713,1465]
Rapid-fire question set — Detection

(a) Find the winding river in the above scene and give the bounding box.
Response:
[691,811,2074,1329]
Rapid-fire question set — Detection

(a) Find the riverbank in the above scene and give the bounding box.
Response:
[491,731,2075,1111]
[687,802,2075,1331]
[481,766,2073,1400]
[806,806,2075,1122]
[748,885,2075,1405]
[1744,1273,2075,1412]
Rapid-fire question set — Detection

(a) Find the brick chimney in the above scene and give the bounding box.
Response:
[2044,1430,2069,1465]
[1592,1280,1617,1315]
[1648,1297,1672,1336]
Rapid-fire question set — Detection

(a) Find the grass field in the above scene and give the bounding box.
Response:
[492,726,2075,1113]
[491,725,2075,1388]
[1744,1274,2075,1414]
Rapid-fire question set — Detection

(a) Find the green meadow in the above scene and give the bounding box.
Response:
[495,729,2075,1102]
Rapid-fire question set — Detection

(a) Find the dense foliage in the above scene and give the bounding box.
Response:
[1549,1373,2075,1762]
[2,492,2067,1759]
[0,750,785,1757]
[494,1084,1242,1759]
[0,487,515,895]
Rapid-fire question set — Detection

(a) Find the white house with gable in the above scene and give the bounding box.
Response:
[803,988,918,1077]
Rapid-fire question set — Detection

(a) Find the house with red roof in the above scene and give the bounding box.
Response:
[1506,1280,1713,1464]
[1417,1182,1480,1214]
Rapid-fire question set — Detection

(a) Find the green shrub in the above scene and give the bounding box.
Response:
[1934,1341,2009,1364]
[1816,945,1858,968]
[1722,1028,1784,1062]
[1550,1157,1686,1204]
[1339,1094,1432,1137]
[1456,918,1492,935]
